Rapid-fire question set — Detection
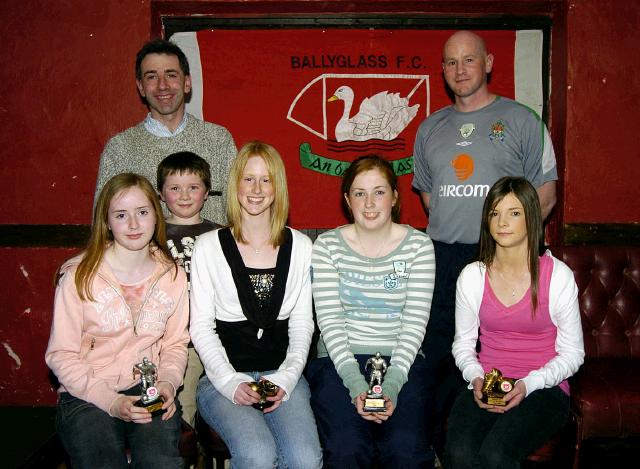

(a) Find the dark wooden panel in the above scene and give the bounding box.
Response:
[563,224,640,246]
[7,224,586,248]
[3,224,639,247]
[0,225,90,248]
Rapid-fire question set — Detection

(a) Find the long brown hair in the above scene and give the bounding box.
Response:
[73,173,173,301]
[226,141,289,247]
[477,177,544,313]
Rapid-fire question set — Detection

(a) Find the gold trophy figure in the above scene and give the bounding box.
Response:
[481,368,517,406]
[364,352,388,412]
[248,380,279,411]
[133,357,165,416]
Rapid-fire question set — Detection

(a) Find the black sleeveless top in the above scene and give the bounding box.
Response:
[215,227,292,372]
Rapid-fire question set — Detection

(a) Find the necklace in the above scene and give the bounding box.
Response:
[495,268,529,299]
[246,236,269,254]
[496,270,517,297]
[248,242,267,254]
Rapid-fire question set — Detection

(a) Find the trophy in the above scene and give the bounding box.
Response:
[248,380,279,410]
[133,357,165,416]
[364,352,388,412]
[481,368,517,406]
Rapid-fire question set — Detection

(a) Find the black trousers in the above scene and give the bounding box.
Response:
[444,386,569,469]
[421,240,478,454]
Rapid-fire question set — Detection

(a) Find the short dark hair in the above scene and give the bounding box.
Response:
[157,152,211,192]
[341,155,401,222]
[135,39,190,81]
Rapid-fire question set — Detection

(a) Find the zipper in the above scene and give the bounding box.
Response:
[90,337,96,350]
[132,275,163,336]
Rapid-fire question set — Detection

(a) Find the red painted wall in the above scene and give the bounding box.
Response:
[565,0,640,222]
[0,0,638,405]
[0,248,77,404]
[0,0,150,405]
[0,1,149,225]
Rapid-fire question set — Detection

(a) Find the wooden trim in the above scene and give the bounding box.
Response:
[563,223,640,246]
[151,0,562,36]
[4,223,637,247]
[160,15,553,38]
[150,0,563,24]
[0,225,90,248]
[545,0,568,245]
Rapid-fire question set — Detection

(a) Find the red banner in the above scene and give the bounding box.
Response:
[196,29,516,228]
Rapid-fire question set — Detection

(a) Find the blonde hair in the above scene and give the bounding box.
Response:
[226,141,289,246]
[73,173,173,301]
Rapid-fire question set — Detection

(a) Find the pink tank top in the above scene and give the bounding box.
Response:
[120,275,153,324]
[478,255,569,394]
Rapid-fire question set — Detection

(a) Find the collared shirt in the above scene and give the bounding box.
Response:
[143,112,188,137]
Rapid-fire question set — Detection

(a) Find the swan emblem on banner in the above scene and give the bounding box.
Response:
[287,73,429,142]
[327,85,420,142]
[287,73,430,177]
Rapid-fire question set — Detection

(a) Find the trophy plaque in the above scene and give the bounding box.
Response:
[481,368,517,406]
[133,357,165,417]
[248,380,279,411]
[363,352,388,412]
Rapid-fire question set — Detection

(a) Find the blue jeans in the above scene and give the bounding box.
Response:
[196,372,322,469]
[56,388,183,469]
[307,355,435,469]
[444,385,570,469]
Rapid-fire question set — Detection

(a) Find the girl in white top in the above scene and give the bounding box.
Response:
[445,176,584,469]
[190,141,322,469]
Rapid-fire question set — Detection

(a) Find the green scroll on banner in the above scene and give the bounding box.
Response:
[298,143,414,177]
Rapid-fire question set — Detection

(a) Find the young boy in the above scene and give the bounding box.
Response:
[157,151,221,427]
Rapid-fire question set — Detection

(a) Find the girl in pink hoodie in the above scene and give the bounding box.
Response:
[45,173,189,469]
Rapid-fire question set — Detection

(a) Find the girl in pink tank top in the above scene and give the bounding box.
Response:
[445,177,584,469]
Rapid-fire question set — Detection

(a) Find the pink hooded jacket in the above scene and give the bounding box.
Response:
[45,251,189,415]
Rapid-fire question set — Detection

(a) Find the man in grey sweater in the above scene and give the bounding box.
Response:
[95,39,236,223]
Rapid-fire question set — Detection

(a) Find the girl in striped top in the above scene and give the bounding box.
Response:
[308,155,436,468]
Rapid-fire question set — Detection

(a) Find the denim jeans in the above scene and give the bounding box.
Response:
[55,387,183,469]
[444,385,570,469]
[307,354,435,469]
[196,372,322,469]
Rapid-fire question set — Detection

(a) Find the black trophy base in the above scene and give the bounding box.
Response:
[252,399,274,411]
[363,394,386,412]
[135,397,166,417]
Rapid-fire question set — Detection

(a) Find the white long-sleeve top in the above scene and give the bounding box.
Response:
[190,228,314,403]
[452,251,585,396]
